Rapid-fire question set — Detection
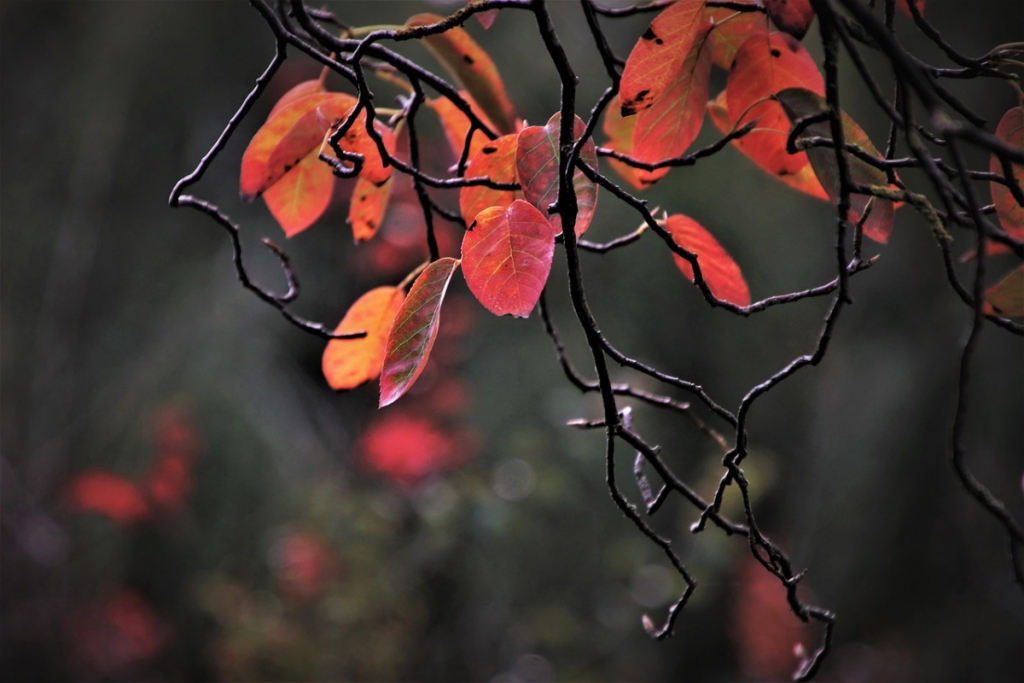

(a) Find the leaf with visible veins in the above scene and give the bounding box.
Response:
[263,149,335,237]
[462,200,554,318]
[620,0,708,116]
[459,133,521,224]
[380,258,461,407]
[516,112,598,236]
[349,175,393,243]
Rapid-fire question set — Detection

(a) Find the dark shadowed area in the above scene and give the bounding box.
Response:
[2,1,1022,681]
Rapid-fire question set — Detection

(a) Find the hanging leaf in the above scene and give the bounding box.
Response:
[665,214,751,307]
[707,90,828,200]
[315,102,397,186]
[602,94,663,189]
[349,175,394,243]
[427,91,497,162]
[983,264,1024,317]
[989,107,1024,255]
[631,22,714,186]
[777,87,895,244]
[705,6,769,70]
[262,149,335,237]
[726,32,825,181]
[462,200,555,317]
[380,258,461,407]
[240,92,339,200]
[459,133,521,224]
[620,0,708,116]
[323,286,406,390]
[896,0,925,18]
[468,0,499,29]
[764,0,815,39]
[515,112,599,236]
[405,13,517,134]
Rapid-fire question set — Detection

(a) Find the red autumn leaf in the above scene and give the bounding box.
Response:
[63,471,151,527]
[268,78,326,118]
[380,258,461,407]
[726,31,825,181]
[459,133,521,224]
[764,0,815,40]
[630,21,714,186]
[262,149,334,237]
[462,200,555,317]
[427,91,497,162]
[665,214,751,306]
[777,87,896,244]
[984,264,1024,318]
[989,107,1024,255]
[896,0,925,19]
[515,112,599,236]
[349,175,393,243]
[705,6,769,70]
[239,92,346,200]
[406,13,517,134]
[620,0,708,116]
[323,286,406,390]
[602,95,664,189]
[707,90,828,200]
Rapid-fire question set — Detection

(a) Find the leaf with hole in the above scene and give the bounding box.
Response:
[983,264,1024,317]
[379,258,460,407]
[620,0,708,116]
[516,112,598,236]
[726,32,824,181]
[406,13,516,134]
[462,200,554,318]
[428,91,497,163]
[764,0,815,39]
[323,286,406,390]
[777,87,895,244]
[665,214,750,307]
[630,21,713,187]
[602,94,665,189]
[459,133,521,224]
[707,90,828,200]
[989,106,1024,255]
[263,149,335,237]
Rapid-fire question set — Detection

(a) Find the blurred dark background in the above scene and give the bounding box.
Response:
[2,1,1022,681]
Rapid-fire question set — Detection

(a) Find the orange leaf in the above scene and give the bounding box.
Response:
[239,92,345,200]
[262,149,334,237]
[323,286,406,390]
[380,258,461,407]
[516,112,599,236]
[777,87,895,244]
[726,32,824,180]
[427,91,497,162]
[665,214,750,306]
[462,200,554,317]
[459,133,521,224]
[764,0,815,39]
[317,103,397,186]
[989,107,1024,255]
[406,13,516,134]
[631,21,714,186]
[705,7,769,70]
[707,89,828,200]
[896,0,925,18]
[620,0,708,116]
[602,95,660,189]
[983,264,1024,317]
[269,79,326,118]
[349,175,393,243]
[63,471,151,527]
